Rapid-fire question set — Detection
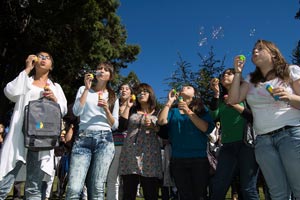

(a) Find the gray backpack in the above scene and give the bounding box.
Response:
[23,97,62,151]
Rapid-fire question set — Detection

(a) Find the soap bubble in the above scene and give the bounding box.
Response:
[198,37,208,47]
[212,26,224,40]
[249,28,256,37]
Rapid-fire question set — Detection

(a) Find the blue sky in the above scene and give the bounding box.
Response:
[117,0,300,101]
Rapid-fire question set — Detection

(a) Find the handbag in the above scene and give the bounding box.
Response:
[241,101,256,148]
[243,120,256,148]
[23,97,62,151]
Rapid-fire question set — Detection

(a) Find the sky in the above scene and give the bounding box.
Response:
[117,0,300,101]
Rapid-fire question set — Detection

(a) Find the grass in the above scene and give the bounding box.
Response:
[6,178,267,200]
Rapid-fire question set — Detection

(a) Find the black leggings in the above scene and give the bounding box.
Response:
[122,174,159,200]
[171,157,210,200]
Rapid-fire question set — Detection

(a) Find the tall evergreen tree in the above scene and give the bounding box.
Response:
[164,47,225,105]
[194,47,225,104]
[292,40,300,65]
[0,0,140,119]
[292,3,300,65]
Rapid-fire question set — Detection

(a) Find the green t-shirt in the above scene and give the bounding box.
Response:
[210,101,245,143]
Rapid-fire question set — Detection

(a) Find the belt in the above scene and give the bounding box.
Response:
[265,126,295,135]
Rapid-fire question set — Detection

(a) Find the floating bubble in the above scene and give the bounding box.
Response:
[198,37,208,47]
[37,0,44,3]
[199,26,205,35]
[19,0,29,8]
[212,26,224,40]
[249,28,256,37]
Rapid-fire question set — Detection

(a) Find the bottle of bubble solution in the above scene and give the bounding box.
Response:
[43,83,50,96]
[144,113,150,134]
[178,96,183,102]
[98,91,103,106]
[265,84,280,101]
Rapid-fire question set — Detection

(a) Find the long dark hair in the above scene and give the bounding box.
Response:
[135,83,156,112]
[250,40,290,85]
[98,61,116,112]
[188,86,206,116]
[219,68,243,101]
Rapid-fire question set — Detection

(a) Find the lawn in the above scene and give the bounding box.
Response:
[6,178,267,199]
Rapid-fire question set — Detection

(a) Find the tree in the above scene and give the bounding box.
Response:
[295,0,300,20]
[291,40,300,66]
[164,53,195,92]
[194,47,225,104]
[164,47,225,105]
[292,4,300,65]
[0,0,140,121]
[113,71,140,92]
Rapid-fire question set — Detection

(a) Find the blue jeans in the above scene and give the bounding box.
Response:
[65,130,115,200]
[255,126,300,200]
[211,141,259,200]
[0,150,47,200]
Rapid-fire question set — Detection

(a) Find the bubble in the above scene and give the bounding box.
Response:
[19,0,29,8]
[198,37,208,47]
[199,26,205,35]
[249,28,256,37]
[37,0,44,3]
[212,26,224,40]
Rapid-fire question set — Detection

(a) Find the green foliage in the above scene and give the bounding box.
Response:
[291,40,300,65]
[194,47,226,104]
[0,0,140,119]
[165,47,225,105]
[112,71,140,92]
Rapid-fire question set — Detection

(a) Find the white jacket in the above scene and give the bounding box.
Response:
[0,70,67,181]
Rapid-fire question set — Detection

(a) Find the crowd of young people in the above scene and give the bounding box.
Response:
[0,39,300,200]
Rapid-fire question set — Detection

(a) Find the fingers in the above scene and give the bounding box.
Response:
[273,87,291,102]
[210,78,219,85]
[234,55,246,72]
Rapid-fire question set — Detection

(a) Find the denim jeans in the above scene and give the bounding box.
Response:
[0,150,47,200]
[65,130,115,200]
[25,150,48,199]
[211,141,259,200]
[255,126,300,200]
[0,161,23,199]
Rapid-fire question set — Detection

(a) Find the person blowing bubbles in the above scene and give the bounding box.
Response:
[158,85,214,200]
[227,40,300,200]
[0,52,67,199]
[66,62,118,199]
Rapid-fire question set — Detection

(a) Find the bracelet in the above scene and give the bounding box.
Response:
[235,71,242,74]
[165,103,171,108]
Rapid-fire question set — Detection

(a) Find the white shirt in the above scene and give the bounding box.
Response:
[73,86,119,131]
[245,65,300,135]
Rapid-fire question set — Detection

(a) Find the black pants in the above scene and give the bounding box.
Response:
[122,174,159,200]
[171,157,210,200]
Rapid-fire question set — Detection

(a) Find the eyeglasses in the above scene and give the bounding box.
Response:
[37,55,51,60]
[137,89,150,95]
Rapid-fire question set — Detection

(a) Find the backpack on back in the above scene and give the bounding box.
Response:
[23,97,62,151]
